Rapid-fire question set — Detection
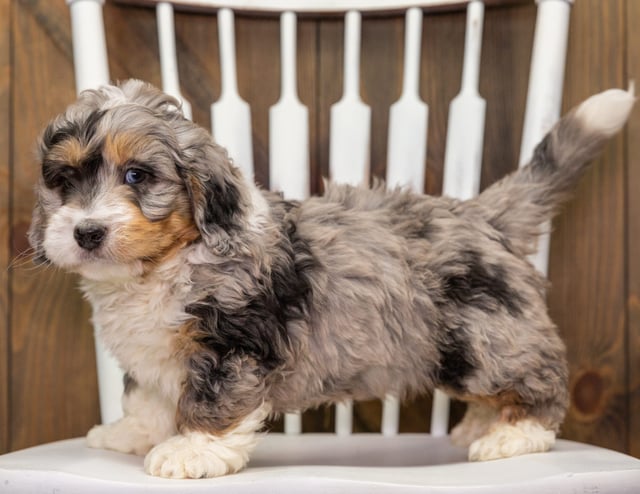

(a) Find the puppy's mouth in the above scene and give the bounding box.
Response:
[54,247,144,281]
[41,202,197,280]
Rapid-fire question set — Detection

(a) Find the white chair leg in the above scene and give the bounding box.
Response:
[430,389,450,437]
[284,412,302,435]
[269,11,309,200]
[335,401,353,436]
[442,0,485,201]
[156,2,192,119]
[329,10,371,187]
[212,8,254,179]
[381,394,400,436]
[66,0,110,93]
[519,0,572,276]
[386,6,428,193]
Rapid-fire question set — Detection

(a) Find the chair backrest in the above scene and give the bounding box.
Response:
[65,0,573,437]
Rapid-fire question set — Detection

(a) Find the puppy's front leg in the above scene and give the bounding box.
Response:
[144,353,270,479]
[87,374,176,456]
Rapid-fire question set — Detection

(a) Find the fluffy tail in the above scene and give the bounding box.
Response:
[469,87,635,256]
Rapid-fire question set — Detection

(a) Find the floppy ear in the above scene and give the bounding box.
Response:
[115,79,249,250]
[175,127,248,251]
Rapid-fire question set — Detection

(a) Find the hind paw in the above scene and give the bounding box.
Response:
[468,419,555,461]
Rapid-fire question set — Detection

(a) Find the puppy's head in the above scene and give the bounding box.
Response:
[29,79,248,280]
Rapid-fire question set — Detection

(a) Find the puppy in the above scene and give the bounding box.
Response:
[28,80,634,478]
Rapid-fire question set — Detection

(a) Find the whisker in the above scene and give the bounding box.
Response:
[7,249,37,271]
[7,249,59,278]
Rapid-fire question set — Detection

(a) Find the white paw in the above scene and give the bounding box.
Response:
[86,424,110,449]
[144,432,251,479]
[86,419,154,456]
[468,419,555,461]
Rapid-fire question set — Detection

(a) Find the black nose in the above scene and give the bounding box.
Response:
[74,222,107,251]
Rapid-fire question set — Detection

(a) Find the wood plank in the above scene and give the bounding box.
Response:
[0,0,11,455]
[479,1,534,188]
[10,0,99,451]
[419,9,465,197]
[361,13,404,184]
[234,14,281,190]
[626,0,640,459]
[104,3,162,92]
[547,0,628,452]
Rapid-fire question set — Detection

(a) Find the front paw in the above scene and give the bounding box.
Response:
[86,419,154,456]
[144,432,251,479]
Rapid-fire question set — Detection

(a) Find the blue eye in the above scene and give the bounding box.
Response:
[124,168,147,185]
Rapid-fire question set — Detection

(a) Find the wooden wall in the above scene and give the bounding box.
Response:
[0,0,638,457]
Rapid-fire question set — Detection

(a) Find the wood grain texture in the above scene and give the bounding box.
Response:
[0,0,10,455]
[104,2,162,88]
[479,2,533,186]
[547,0,628,451]
[626,0,640,459]
[10,0,99,451]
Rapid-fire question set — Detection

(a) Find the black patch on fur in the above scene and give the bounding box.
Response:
[435,327,476,392]
[42,159,79,190]
[80,150,103,178]
[185,212,316,374]
[441,250,524,317]
[411,219,439,240]
[41,109,106,199]
[32,251,50,266]
[531,134,557,175]
[201,176,242,232]
[42,149,103,201]
[282,199,299,214]
[123,373,137,395]
[42,110,106,149]
[177,351,265,433]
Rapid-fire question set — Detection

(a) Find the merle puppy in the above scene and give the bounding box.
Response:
[28,80,634,478]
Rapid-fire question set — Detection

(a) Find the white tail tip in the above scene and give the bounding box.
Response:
[575,86,636,138]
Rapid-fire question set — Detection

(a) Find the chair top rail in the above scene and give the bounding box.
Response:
[110,0,533,15]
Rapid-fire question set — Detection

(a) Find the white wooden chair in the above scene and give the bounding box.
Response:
[1,0,640,492]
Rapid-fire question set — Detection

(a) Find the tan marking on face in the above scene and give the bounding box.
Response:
[47,139,87,167]
[113,201,200,266]
[103,133,152,167]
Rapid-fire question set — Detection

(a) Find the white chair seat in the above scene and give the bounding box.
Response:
[2,435,639,493]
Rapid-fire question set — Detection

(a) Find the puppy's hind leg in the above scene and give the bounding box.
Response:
[466,364,569,461]
[450,402,499,448]
[468,409,556,461]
